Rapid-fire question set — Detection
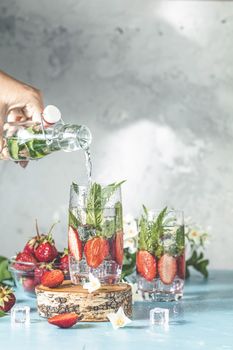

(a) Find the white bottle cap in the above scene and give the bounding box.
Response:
[43,105,61,125]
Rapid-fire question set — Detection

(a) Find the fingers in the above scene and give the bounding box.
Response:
[23,89,44,123]
[7,108,27,123]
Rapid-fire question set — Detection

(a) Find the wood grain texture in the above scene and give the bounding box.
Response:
[35,281,132,322]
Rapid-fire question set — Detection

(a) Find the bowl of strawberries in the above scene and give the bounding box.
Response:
[9,221,69,297]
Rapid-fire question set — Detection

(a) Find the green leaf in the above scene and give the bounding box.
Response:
[186,250,209,278]
[176,225,185,255]
[115,201,123,231]
[86,183,103,229]
[71,182,79,195]
[0,310,6,318]
[0,257,12,283]
[86,181,125,231]
[69,210,80,229]
[121,251,136,280]
[101,181,126,208]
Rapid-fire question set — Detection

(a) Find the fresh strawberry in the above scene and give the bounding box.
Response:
[41,269,64,288]
[68,226,82,261]
[22,277,36,293]
[60,249,69,271]
[34,222,58,262]
[0,286,16,312]
[84,237,109,268]
[23,220,42,256]
[115,231,124,265]
[34,262,54,285]
[35,242,58,263]
[23,237,39,256]
[48,313,79,328]
[177,254,186,279]
[136,250,156,281]
[158,254,177,285]
[14,252,37,271]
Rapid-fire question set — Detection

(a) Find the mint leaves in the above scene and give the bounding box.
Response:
[138,207,185,258]
[70,181,125,239]
[138,206,168,257]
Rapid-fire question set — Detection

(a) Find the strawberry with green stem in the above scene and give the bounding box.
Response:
[23,219,42,256]
[35,222,58,262]
[0,286,16,312]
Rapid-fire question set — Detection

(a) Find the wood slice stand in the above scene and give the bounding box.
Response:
[35,281,132,322]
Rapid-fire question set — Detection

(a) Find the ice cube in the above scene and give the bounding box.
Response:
[150,307,169,326]
[11,306,30,325]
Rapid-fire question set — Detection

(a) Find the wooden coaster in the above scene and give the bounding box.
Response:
[35,281,132,322]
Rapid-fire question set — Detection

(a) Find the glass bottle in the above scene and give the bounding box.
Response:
[0,120,92,161]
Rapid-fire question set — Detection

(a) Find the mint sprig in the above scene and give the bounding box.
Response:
[71,181,125,239]
[138,206,168,257]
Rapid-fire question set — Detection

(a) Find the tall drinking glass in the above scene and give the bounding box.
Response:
[136,209,185,301]
[68,182,124,285]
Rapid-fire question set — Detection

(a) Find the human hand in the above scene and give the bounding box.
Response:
[0,71,44,167]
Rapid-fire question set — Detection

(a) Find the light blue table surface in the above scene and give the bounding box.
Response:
[1,270,233,350]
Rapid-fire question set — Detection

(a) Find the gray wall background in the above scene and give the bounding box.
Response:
[0,0,232,269]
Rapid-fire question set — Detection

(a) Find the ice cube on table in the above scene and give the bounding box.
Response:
[150,307,169,326]
[11,306,30,325]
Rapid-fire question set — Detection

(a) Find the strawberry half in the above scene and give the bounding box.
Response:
[115,231,124,265]
[41,269,64,288]
[48,313,79,328]
[136,250,156,281]
[84,237,109,268]
[14,252,37,271]
[158,254,177,285]
[68,226,82,261]
[0,286,16,312]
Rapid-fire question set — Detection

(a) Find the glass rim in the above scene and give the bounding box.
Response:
[69,206,121,210]
[70,182,123,190]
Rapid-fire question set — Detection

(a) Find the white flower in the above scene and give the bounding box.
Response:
[107,307,132,329]
[83,273,101,293]
[123,214,138,253]
[188,229,202,244]
[123,215,138,239]
[124,238,137,254]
